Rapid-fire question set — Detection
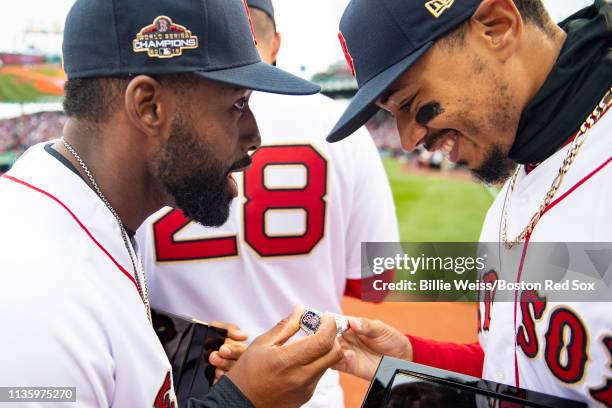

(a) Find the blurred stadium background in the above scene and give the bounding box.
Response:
[0,1,591,406]
[0,49,499,408]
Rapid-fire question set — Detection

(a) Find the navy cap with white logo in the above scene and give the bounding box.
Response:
[62,0,317,95]
[247,0,275,23]
[327,0,481,142]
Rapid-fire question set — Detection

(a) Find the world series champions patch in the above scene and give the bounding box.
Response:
[133,16,199,59]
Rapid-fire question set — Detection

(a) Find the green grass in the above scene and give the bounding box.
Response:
[30,67,64,77]
[0,74,60,103]
[384,159,496,242]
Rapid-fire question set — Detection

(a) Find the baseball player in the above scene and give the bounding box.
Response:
[137,1,399,406]
[0,0,344,407]
[328,0,611,407]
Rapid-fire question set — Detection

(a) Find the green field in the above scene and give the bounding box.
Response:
[0,65,64,103]
[0,74,44,103]
[0,74,61,103]
[384,159,496,242]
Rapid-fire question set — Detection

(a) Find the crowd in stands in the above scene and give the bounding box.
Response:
[366,110,454,171]
[366,112,403,153]
[0,111,66,172]
[0,108,450,174]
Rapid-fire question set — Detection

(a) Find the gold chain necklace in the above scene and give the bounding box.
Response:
[502,87,612,249]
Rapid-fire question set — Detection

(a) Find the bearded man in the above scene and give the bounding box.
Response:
[0,0,343,407]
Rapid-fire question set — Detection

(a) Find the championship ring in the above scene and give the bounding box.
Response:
[300,308,349,336]
[300,308,322,335]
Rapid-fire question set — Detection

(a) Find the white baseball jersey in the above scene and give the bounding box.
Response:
[0,144,177,407]
[478,109,612,407]
[138,92,399,407]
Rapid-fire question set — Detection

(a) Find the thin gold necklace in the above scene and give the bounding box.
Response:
[502,87,611,249]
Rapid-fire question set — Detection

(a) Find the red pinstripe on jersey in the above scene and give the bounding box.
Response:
[512,152,612,387]
[408,142,612,385]
[1,174,141,295]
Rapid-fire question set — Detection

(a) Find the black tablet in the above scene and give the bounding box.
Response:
[362,356,587,408]
[152,309,227,408]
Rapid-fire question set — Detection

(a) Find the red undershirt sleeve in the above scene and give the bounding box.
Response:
[407,335,484,378]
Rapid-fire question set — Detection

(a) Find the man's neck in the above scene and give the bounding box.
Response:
[56,119,163,231]
[523,24,568,105]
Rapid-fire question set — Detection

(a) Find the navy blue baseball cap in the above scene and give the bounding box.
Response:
[247,0,275,23]
[327,0,481,142]
[62,0,317,95]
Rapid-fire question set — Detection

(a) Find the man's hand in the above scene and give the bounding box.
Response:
[227,306,344,408]
[334,317,412,381]
[208,321,248,383]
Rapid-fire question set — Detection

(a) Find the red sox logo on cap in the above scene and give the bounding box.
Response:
[241,0,258,45]
[338,31,356,78]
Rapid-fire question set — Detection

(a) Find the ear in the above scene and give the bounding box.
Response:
[124,75,174,140]
[270,32,281,65]
[469,0,522,62]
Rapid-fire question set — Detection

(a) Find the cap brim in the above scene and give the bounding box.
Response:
[327,42,433,143]
[195,61,319,95]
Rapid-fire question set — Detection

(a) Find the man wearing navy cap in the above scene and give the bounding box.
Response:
[0,0,343,407]
[137,0,399,407]
[331,0,611,406]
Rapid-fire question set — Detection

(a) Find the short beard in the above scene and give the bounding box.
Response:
[470,144,516,185]
[463,65,518,185]
[152,115,231,227]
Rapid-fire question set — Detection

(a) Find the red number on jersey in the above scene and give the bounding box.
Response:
[544,307,588,384]
[153,209,238,262]
[243,145,327,257]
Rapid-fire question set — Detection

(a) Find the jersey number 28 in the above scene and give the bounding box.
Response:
[152,145,328,260]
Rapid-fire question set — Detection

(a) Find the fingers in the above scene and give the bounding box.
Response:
[346,317,386,339]
[209,351,227,370]
[338,327,361,347]
[209,339,246,371]
[346,317,367,334]
[211,321,248,342]
[307,337,344,375]
[214,367,226,384]
[284,313,341,366]
[295,335,344,385]
[343,349,357,363]
[279,316,344,388]
[331,348,355,372]
[220,340,247,360]
[208,322,248,373]
[256,305,304,346]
